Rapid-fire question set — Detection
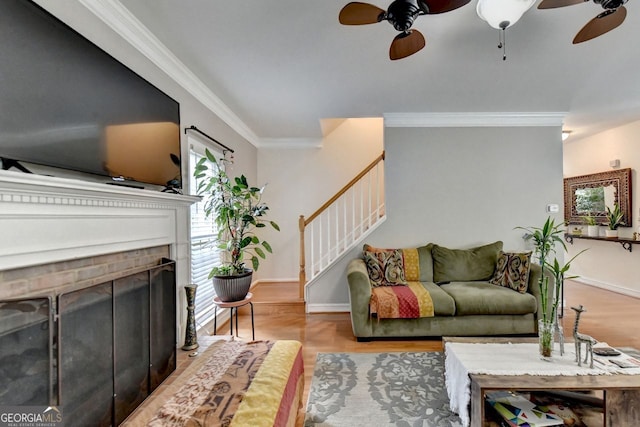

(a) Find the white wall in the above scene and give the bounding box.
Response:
[563,120,640,298]
[257,118,384,281]
[377,126,563,249]
[306,125,564,309]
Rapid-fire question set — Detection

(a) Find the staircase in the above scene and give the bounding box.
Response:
[298,152,386,297]
[230,154,386,325]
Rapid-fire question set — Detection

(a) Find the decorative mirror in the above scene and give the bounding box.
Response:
[564,168,632,226]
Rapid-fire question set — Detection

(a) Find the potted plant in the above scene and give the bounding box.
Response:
[546,249,587,323]
[582,214,599,237]
[605,203,624,238]
[516,217,566,357]
[194,149,280,302]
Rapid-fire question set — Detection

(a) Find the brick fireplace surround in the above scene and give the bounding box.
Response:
[0,170,199,343]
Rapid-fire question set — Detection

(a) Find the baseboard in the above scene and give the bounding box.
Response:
[306,303,350,313]
[573,278,640,299]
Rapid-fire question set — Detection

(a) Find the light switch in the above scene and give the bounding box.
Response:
[546,204,559,213]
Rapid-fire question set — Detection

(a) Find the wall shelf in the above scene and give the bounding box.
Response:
[564,233,640,253]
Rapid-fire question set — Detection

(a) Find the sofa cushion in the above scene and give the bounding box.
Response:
[432,241,503,283]
[363,245,407,287]
[489,251,532,293]
[416,244,434,283]
[440,282,537,316]
[422,281,456,316]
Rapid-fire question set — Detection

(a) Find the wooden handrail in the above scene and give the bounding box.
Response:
[303,152,385,226]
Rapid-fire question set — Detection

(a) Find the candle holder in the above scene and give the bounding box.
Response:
[182,284,199,351]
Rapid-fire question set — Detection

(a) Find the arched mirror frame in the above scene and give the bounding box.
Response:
[564,168,632,226]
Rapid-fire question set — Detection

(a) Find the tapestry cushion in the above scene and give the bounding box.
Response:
[402,247,420,281]
[489,251,532,293]
[432,241,503,283]
[370,281,435,319]
[363,245,407,287]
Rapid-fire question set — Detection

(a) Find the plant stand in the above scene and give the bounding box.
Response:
[213,292,255,340]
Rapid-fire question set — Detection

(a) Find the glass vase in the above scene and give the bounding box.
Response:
[538,319,554,358]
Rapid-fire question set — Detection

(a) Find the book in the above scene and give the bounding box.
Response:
[529,393,585,427]
[486,391,564,427]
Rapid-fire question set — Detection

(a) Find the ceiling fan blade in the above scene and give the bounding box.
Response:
[423,0,472,14]
[389,30,426,60]
[537,0,587,9]
[573,7,627,44]
[339,2,385,25]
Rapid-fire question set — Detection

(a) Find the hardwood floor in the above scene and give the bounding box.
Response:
[560,279,640,349]
[223,279,640,412]
[154,280,639,427]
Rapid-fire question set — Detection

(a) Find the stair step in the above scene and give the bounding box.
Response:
[237,300,305,316]
[250,280,301,301]
[222,280,305,316]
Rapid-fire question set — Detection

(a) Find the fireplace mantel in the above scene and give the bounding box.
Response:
[0,170,198,272]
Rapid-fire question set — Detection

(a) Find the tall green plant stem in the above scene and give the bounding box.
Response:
[194,149,279,277]
[515,217,566,324]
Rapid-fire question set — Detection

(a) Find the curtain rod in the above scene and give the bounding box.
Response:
[184,125,235,154]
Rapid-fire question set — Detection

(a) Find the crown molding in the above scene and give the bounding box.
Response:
[257,138,323,149]
[78,0,260,147]
[383,112,566,128]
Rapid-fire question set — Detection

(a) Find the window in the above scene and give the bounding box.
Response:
[189,147,222,328]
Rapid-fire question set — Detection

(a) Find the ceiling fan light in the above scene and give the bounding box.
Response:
[476,0,536,29]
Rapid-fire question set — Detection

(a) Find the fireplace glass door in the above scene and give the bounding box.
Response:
[114,271,150,424]
[59,282,114,427]
[0,297,53,406]
[150,260,176,390]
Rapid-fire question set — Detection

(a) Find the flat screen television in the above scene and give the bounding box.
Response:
[0,0,181,190]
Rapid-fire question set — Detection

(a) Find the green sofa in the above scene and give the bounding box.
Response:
[347,241,552,341]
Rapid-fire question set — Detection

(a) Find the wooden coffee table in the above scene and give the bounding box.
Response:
[443,337,640,426]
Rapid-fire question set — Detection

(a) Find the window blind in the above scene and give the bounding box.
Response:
[189,148,222,328]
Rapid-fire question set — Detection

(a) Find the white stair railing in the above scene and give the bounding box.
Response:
[298,152,385,297]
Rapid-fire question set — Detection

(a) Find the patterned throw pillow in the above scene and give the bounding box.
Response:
[363,244,408,287]
[489,251,532,293]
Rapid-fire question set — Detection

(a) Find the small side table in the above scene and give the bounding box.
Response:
[213,292,254,340]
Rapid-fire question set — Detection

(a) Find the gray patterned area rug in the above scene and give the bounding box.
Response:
[304,351,462,427]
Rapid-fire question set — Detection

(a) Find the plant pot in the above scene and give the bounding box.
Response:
[538,319,555,358]
[604,229,618,238]
[587,225,599,237]
[213,269,253,302]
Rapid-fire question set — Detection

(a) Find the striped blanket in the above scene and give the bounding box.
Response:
[126,339,304,427]
[370,281,434,319]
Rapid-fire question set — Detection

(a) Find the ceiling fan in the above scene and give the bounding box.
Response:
[537,0,629,43]
[338,0,470,60]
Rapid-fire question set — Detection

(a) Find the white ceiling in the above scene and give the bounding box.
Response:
[117,0,640,144]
